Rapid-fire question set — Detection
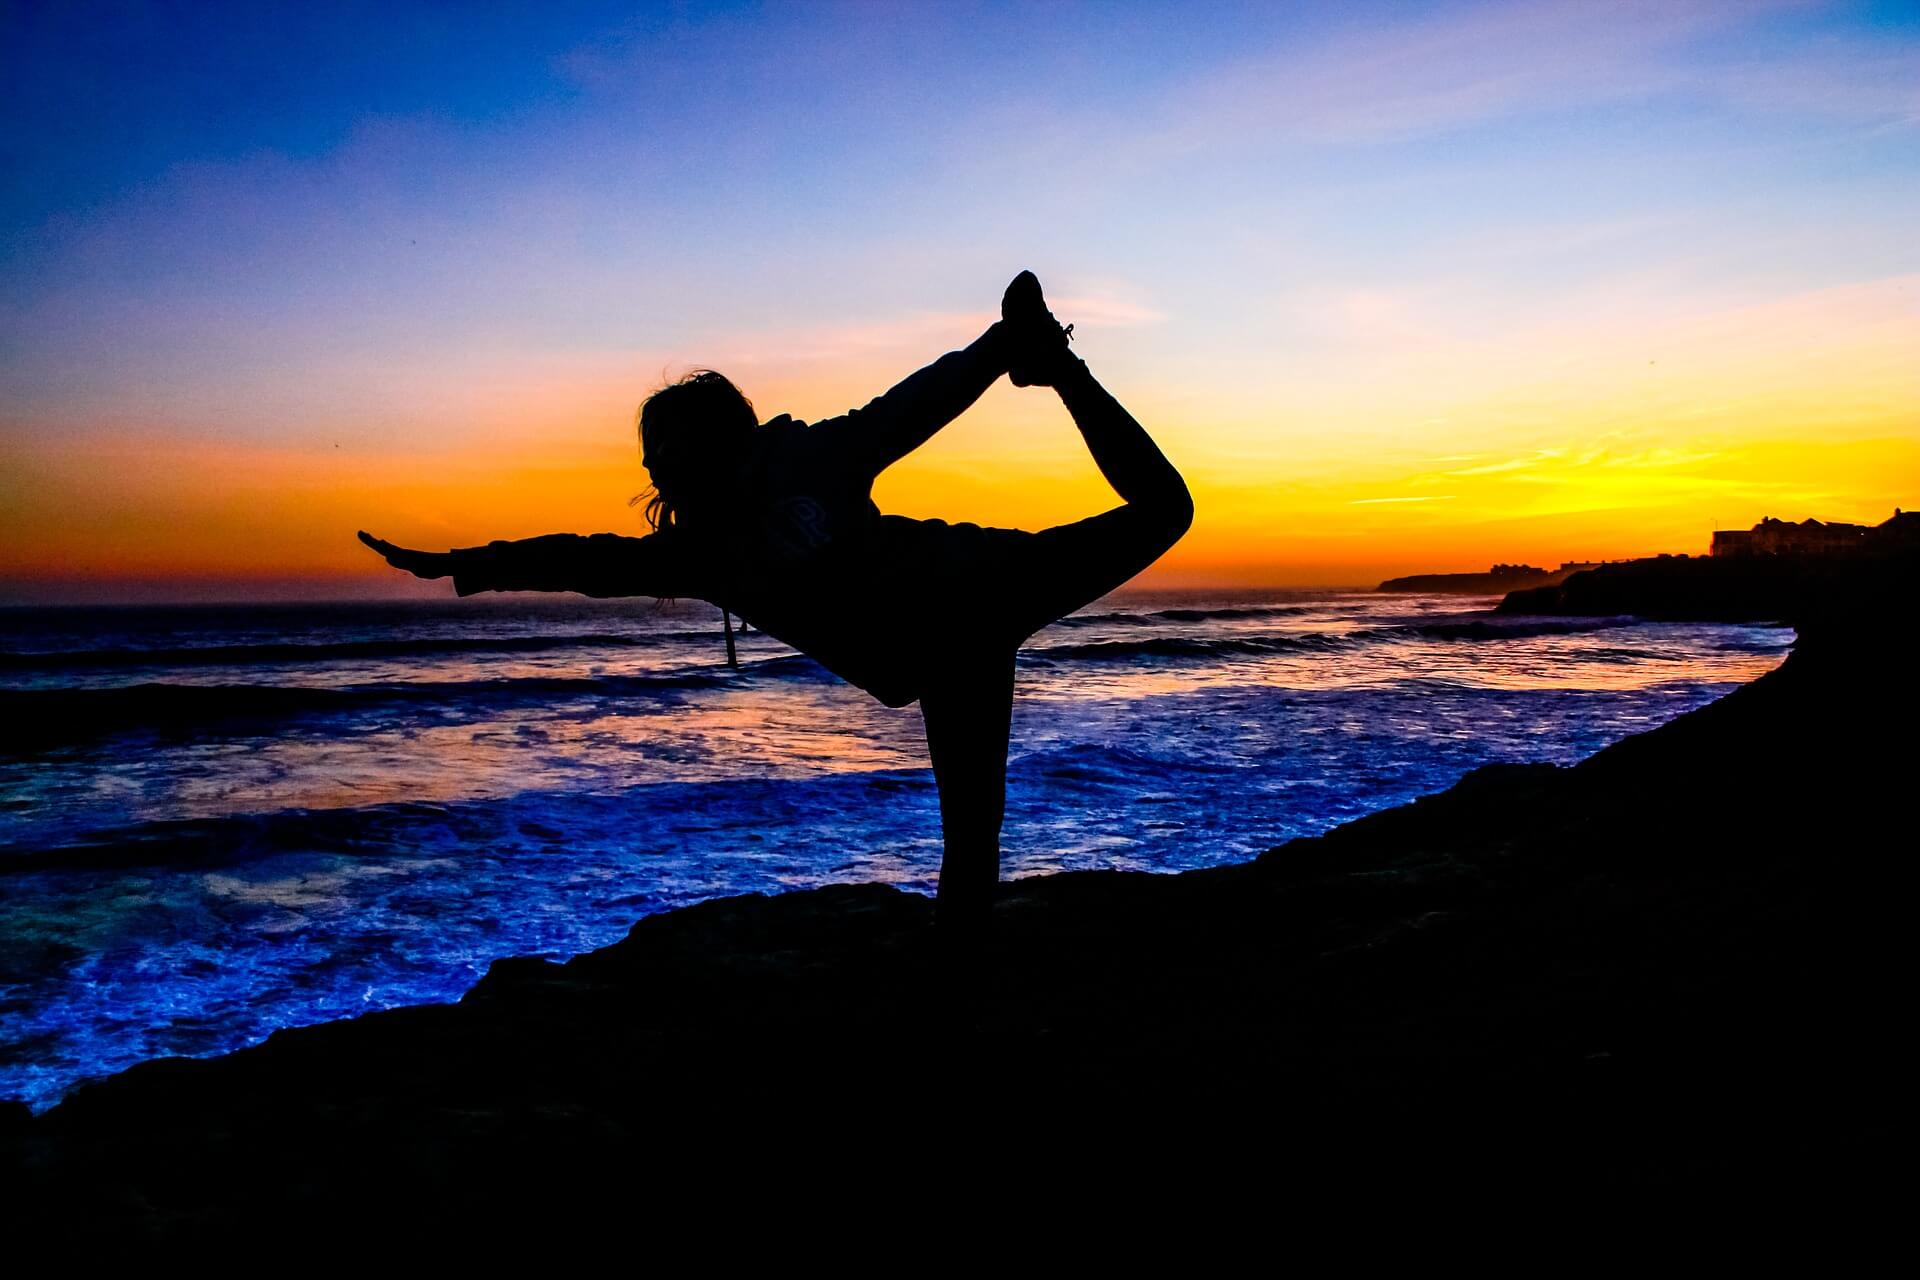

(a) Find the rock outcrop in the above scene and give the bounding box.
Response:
[1499,548,1915,623]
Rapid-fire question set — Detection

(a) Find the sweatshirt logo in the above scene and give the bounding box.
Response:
[763,496,832,562]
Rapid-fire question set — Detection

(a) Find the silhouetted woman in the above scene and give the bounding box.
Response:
[360,272,1193,932]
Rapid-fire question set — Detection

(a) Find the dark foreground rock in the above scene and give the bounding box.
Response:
[2,615,1908,1238]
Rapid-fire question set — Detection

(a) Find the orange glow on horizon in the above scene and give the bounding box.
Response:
[6,424,1914,598]
[5,276,1916,600]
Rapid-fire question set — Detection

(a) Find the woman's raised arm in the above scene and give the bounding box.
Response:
[814,271,1078,478]
[357,530,699,599]
[812,322,1010,479]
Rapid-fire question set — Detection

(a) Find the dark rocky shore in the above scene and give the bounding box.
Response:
[4,560,1910,1238]
[1500,546,1912,622]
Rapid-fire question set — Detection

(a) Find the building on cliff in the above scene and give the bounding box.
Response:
[1711,510,1915,558]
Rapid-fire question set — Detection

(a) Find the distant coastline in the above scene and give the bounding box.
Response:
[1382,508,1917,599]
[1500,507,1917,621]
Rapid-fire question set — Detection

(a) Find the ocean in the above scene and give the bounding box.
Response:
[0,588,1792,1111]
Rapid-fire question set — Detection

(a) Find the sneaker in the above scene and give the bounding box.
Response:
[1001,270,1074,387]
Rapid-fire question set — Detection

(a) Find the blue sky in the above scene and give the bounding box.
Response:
[3,1,1916,597]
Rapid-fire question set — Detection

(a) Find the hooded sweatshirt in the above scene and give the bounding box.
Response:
[446,342,1021,708]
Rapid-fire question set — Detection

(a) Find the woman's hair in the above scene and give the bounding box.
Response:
[632,369,758,530]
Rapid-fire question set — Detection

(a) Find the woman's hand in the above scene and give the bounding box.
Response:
[358,530,455,580]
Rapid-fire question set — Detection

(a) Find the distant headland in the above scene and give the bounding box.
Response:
[1376,562,1602,593]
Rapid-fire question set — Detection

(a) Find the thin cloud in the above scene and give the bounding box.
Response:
[1050,295,1164,328]
[704,311,995,367]
[701,286,1162,369]
[1148,0,1911,153]
[1445,451,1566,477]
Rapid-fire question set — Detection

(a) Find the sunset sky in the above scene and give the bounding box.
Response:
[3,0,1916,602]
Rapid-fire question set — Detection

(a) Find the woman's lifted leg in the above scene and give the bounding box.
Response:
[1000,352,1195,644]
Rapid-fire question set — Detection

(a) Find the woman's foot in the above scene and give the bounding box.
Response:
[1001,270,1074,387]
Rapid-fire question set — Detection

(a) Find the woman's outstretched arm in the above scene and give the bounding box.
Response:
[358,530,699,599]
[815,322,1011,479]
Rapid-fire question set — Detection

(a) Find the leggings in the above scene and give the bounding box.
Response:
[919,354,1193,929]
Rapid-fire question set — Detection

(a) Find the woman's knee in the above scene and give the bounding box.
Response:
[1124,471,1193,559]
[1155,473,1195,544]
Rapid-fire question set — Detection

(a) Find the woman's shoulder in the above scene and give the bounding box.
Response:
[757,410,874,470]
[748,412,826,473]
[757,412,813,438]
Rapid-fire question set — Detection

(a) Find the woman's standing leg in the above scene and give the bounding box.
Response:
[918,646,1018,935]
[914,354,1190,937]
